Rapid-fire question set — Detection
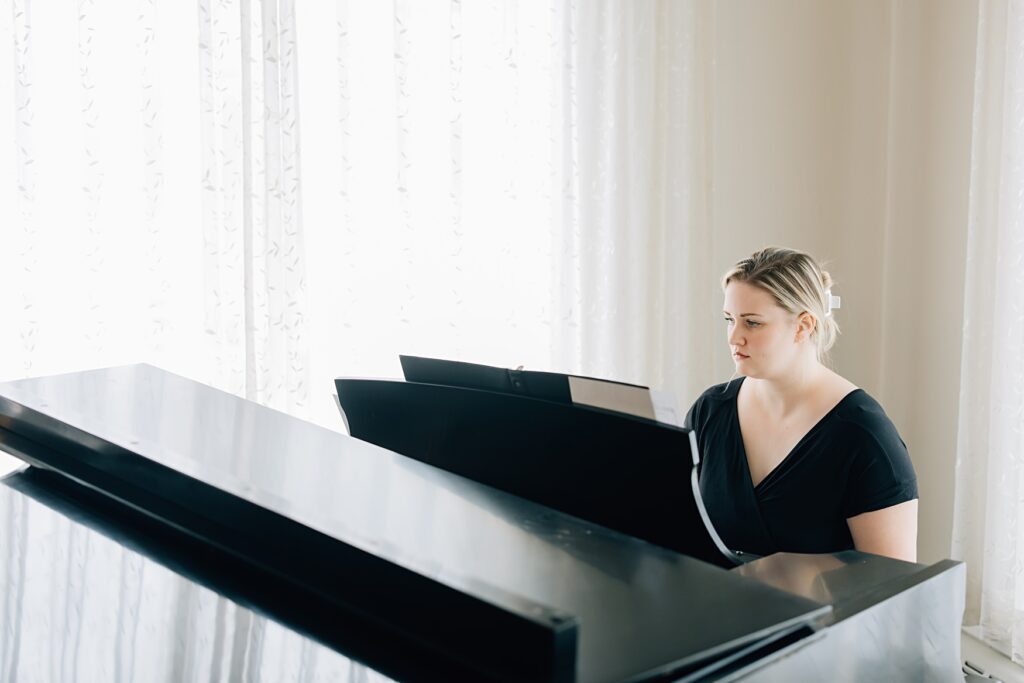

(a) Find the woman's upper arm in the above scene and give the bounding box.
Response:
[847,499,918,562]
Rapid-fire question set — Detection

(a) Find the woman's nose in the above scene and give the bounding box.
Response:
[728,325,743,347]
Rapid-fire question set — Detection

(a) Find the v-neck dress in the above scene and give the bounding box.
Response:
[684,377,918,556]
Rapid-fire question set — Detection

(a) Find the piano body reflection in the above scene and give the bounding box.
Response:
[0,363,964,681]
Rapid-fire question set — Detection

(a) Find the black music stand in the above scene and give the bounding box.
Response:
[400,354,649,405]
[337,357,743,568]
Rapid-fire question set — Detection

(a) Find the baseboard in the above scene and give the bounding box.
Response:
[964,627,1024,683]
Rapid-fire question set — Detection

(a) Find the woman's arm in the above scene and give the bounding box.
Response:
[847,499,918,562]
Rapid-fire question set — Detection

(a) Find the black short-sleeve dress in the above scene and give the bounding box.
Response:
[684,377,918,556]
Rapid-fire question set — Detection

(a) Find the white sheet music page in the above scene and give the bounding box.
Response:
[567,377,685,427]
[649,389,685,428]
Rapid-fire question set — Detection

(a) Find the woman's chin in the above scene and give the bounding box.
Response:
[735,359,760,378]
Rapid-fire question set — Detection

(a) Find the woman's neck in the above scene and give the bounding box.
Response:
[747,355,826,418]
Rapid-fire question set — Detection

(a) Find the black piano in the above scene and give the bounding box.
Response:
[0,363,964,681]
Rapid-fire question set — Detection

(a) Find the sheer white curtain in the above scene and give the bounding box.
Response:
[550,1,715,403]
[0,0,308,416]
[297,0,715,428]
[298,0,560,428]
[952,0,1024,663]
[0,1,205,384]
[0,0,714,430]
[198,0,310,415]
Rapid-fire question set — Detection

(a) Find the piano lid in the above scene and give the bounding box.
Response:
[0,469,401,682]
[0,364,829,682]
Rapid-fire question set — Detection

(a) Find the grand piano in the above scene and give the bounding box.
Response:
[0,363,964,681]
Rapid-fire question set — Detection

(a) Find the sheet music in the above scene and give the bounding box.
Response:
[567,377,685,427]
[568,375,656,420]
[650,389,685,428]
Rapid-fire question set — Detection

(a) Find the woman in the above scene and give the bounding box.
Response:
[686,247,918,562]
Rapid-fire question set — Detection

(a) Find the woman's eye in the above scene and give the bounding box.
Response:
[724,317,734,325]
[746,320,761,328]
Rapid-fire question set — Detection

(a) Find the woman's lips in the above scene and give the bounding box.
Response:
[733,352,748,359]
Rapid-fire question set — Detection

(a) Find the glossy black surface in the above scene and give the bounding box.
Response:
[726,552,966,681]
[400,354,577,402]
[0,397,573,682]
[734,550,960,623]
[0,365,830,682]
[0,468,409,682]
[336,377,732,567]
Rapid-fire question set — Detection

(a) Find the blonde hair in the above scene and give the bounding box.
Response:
[722,246,839,363]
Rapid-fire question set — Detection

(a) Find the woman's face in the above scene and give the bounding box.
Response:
[723,281,809,379]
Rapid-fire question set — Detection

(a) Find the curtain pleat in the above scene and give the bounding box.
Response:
[551,0,715,405]
[952,0,1024,664]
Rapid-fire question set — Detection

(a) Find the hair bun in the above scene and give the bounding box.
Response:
[820,270,833,290]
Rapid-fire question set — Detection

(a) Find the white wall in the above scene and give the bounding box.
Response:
[708,0,978,563]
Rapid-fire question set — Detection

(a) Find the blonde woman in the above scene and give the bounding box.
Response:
[686,247,918,562]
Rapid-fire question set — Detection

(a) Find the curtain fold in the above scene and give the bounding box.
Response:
[0,0,205,383]
[296,0,715,427]
[551,0,715,404]
[199,0,310,416]
[951,0,1024,663]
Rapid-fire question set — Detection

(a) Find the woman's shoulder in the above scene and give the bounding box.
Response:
[833,388,900,438]
[699,377,743,401]
[832,388,918,515]
[685,377,742,430]
[831,388,914,475]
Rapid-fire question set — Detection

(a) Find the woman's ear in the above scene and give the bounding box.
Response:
[795,311,816,342]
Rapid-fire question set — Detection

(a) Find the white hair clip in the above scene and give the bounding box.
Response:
[826,289,841,317]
